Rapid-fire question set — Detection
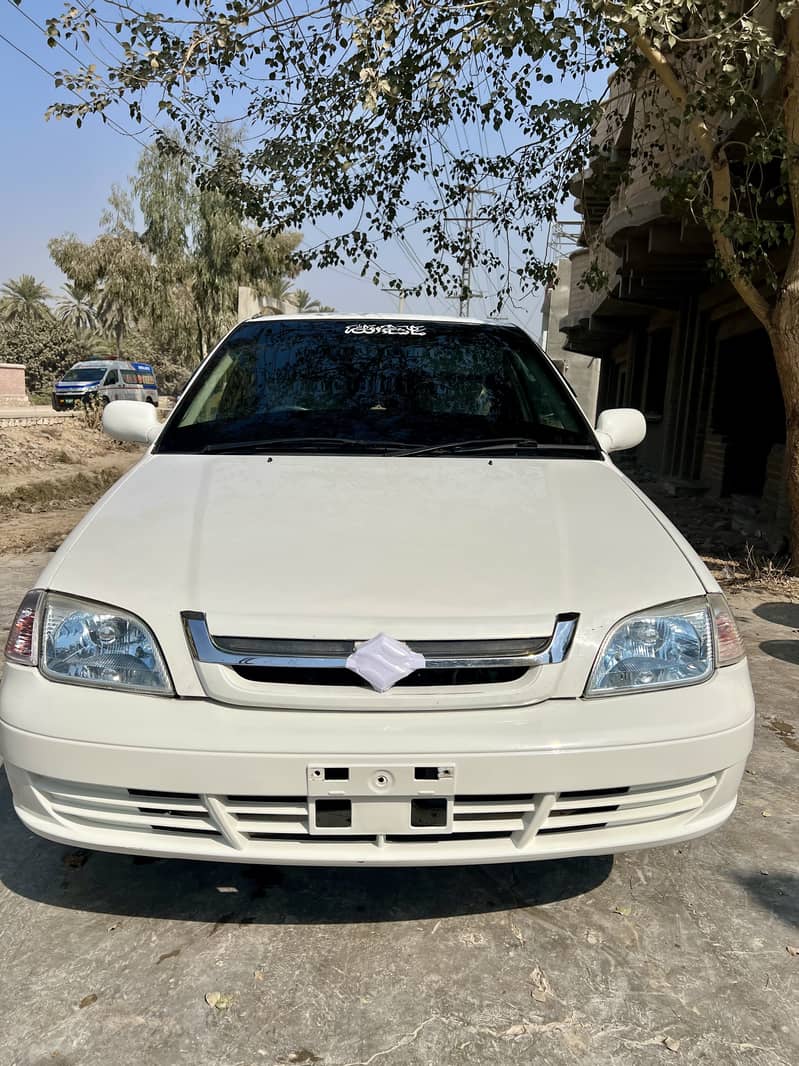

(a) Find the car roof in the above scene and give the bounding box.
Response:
[246,312,511,326]
[71,360,152,369]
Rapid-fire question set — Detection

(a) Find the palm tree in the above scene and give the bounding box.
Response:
[0,274,52,325]
[291,288,323,313]
[259,277,294,315]
[56,282,98,333]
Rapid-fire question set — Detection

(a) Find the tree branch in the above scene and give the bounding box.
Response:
[782,11,799,288]
[630,28,773,329]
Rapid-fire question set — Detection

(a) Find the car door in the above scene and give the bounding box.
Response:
[101,369,123,403]
[121,369,142,401]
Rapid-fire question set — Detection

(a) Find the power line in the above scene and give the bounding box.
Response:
[0,26,149,147]
[7,0,173,144]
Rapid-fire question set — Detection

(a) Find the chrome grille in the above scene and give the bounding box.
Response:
[182,612,579,681]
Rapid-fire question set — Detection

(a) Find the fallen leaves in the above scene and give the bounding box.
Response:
[205,992,234,1011]
[612,903,632,917]
[787,945,799,957]
[663,1036,681,1052]
[529,966,551,1003]
[502,1023,535,1038]
[78,994,98,1009]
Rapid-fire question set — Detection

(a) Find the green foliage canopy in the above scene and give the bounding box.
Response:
[0,274,52,327]
[37,1,799,307]
[0,316,93,395]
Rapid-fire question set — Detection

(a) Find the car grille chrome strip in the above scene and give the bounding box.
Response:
[181,612,579,671]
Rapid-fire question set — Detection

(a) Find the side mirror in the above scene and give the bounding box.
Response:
[595,408,646,453]
[103,400,161,444]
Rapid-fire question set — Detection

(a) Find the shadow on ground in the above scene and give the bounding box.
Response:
[759,640,799,665]
[0,785,612,926]
[733,871,799,930]
[753,602,799,629]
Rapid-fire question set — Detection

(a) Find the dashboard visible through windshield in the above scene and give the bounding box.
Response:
[156,319,599,457]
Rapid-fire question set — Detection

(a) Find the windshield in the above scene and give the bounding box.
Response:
[61,366,107,383]
[157,320,598,456]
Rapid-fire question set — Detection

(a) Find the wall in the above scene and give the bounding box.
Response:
[542,257,601,422]
[237,286,292,320]
[0,363,28,405]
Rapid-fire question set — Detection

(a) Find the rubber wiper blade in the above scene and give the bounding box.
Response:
[202,437,408,454]
[396,437,541,457]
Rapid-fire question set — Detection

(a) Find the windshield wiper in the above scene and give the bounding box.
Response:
[202,436,409,455]
[396,438,599,457]
[395,437,539,457]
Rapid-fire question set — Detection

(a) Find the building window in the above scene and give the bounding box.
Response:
[616,368,627,407]
[643,329,670,419]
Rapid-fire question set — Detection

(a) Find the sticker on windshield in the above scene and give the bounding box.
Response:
[344,323,426,336]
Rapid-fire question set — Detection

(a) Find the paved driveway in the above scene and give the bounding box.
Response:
[0,555,797,1066]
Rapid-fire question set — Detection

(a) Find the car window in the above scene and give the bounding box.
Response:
[122,370,139,385]
[61,367,106,383]
[158,320,597,455]
[104,370,119,386]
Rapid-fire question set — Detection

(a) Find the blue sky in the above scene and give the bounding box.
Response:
[0,3,560,331]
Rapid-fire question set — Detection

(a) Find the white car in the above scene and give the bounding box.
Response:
[1,315,754,867]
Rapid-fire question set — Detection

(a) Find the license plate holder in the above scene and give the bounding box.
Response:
[306,763,455,836]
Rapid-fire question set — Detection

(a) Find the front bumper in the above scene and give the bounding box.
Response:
[52,391,92,410]
[0,662,755,866]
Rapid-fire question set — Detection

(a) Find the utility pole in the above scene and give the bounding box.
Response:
[381,287,406,313]
[459,188,476,318]
[445,186,495,317]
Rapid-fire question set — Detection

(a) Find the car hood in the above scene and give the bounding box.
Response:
[41,454,705,693]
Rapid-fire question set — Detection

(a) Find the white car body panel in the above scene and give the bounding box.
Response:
[37,454,705,701]
[0,314,754,866]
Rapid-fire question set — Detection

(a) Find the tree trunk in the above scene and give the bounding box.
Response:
[768,296,799,571]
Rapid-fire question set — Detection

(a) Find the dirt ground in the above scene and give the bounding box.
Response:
[0,417,142,555]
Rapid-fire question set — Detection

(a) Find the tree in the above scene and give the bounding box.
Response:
[56,282,98,333]
[50,187,152,358]
[134,133,301,358]
[0,275,51,326]
[41,2,799,566]
[291,289,335,313]
[259,277,294,316]
[0,316,83,395]
[50,231,151,358]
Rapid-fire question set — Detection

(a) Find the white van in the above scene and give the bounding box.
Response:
[52,360,158,411]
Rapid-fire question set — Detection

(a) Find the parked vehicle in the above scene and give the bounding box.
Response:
[52,360,158,411]
[2,315,754,867]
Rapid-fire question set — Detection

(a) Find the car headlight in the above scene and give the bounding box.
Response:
[37,593,173,695]
[585,597,717,697]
